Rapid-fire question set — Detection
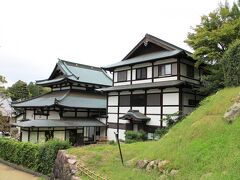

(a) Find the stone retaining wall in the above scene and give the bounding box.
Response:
[51,150,80,180]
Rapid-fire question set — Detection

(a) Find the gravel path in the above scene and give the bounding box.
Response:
[0,163,39,180]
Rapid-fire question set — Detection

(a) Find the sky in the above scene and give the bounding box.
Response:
[0,0,235,87]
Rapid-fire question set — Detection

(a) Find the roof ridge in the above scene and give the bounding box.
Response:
[58,59,79,79]
[58,58,103,71]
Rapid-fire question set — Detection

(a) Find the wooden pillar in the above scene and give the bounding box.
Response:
[144,90,147,115]
[28,128,30,142]
[130,66,133,85]
[106,93,108,137]
[160,89,163,127]
[117,91,120,134]
[151,62,154,83]
[177,58,181,80]
[179,87,183,115]
[37,128,39,143]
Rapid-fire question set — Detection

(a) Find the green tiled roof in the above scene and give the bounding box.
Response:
[102,50,185,70]
[12,118,106,128]
[12,90,106,109]
[37,59,112,87]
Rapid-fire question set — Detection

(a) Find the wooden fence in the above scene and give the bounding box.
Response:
[77,164,108,180]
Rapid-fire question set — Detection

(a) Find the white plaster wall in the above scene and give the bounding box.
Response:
[163,107,179,114]
[54,131,65,141]
[154,76,177,82]
[163,93,179,105]
[30,132,37,143]
[22,131,28,142]
[108,96,118,106]
[100,127,106,137]
[146,115,161,126]
[127,70,131,81]
[147,67,152,78]
[146,107,161,114]
[114,72,118,82]
[48,111,60,119]
[108,114,118,123]
[132,69,136,80]
[26,110,34,119]
[119,107,130,114]
[107,128,126,141]
[108,107,118,113]
[154,58,177,65]
[132,79,152,84]
[114,82,131,86]
[39,132,45,143]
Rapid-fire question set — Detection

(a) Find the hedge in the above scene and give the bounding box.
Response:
[0,138,70,175]
[125,130,147,143]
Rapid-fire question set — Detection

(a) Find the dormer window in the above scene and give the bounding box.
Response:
[117,71,127,82]
[158,64,172,76]
[136,67,147,80]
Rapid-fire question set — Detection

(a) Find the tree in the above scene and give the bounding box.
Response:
[185,1,240,94]
[27,82,50,97]
[0,75,7,93]
[7,80,30,101]
[222,39,240,87]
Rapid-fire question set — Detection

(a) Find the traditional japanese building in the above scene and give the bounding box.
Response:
[99,34,205,140]
[12,59,112,145]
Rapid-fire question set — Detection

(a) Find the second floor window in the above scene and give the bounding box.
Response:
[117,71,127,82]
[159,64,172,76]
[132,94,145,106]
[136,67,147,80]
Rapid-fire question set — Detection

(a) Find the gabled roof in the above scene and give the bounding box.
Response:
[12,90,107,109]
[37,59,112,87]
[119,110,150,122]
[103,50,185,70]
[102,34,193,70]
[123,34,191,60]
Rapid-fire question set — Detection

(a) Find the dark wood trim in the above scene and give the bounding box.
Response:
[144,90,147,115]
[28,128,30,142]
[130,66,133,85]
[106,93,109,136]
[112,71,115,86]
[64,128,67,141]
[37,128,39,142]
[179,87,183,114]
[117,92,120,134]
[160,89,163,127]
[177,58,180,80]
[180,75,200,82]
[151,62,154,83]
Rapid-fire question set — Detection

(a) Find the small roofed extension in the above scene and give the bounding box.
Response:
[99,34,206,141]
[12,59,112,145]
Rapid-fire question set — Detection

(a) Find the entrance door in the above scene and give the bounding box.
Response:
[76,128,84,146]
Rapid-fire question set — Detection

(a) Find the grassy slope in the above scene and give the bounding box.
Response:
[68,87,240,179]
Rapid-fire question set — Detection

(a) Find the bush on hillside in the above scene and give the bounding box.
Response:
[0,138,70,175]
[125,130,147,143]
[222,39,240,87]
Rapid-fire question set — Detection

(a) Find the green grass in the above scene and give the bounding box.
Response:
[68,87,240,179]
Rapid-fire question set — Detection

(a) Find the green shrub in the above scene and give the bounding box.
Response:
[154,128,168,139]
[37,139,70,174]
[0,138,70,175]
[125,130,147,143]
[109,140,116,145]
